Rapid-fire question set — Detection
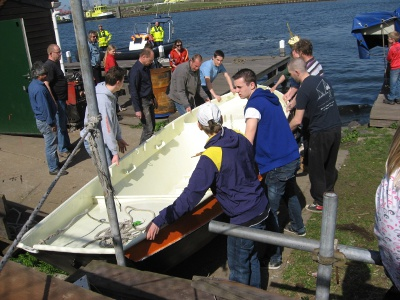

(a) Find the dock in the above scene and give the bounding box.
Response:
[369,93,400,127]
[64,55,289,96]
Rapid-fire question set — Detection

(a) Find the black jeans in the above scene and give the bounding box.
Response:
[139,98,156,144]
[308,127,341,206]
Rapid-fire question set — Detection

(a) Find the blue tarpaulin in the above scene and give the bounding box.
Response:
[351,7,400,59]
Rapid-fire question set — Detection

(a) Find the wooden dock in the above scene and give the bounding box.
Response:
[369,93,400,127]
[64,55,289,97]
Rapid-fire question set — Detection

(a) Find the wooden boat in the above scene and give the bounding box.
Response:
[18,87,287,272]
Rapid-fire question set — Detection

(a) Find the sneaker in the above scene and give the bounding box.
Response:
[383,99,395,105]
[58,151,71,158]
[306,203,323,213]
[268,260,282,270]
[395,99,400,104]
[49,169,68,176]
[284,224,306,236]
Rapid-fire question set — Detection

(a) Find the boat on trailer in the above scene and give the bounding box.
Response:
[18,87,288,272]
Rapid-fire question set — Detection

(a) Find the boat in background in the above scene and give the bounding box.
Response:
[351,6,400,59]
[56,14,72,24]
[102,14,175,61]
[17,87,288,273]
[85,4,115,21]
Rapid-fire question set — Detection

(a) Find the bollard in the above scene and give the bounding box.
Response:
[66,50,72,63]
[279,39,285,57]
[158,45,165,58]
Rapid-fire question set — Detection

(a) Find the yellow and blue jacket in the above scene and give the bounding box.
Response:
[153,127,269,227]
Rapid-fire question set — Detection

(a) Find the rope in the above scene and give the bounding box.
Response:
[81,206,155,248]
[0,131,90,272]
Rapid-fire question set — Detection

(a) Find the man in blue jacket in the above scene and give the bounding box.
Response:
[146,103,270,288]
[28,62,67,176]
[233,68,305,270]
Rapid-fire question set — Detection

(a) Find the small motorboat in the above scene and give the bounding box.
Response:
[351,6,400,59]
[85,4,115,21]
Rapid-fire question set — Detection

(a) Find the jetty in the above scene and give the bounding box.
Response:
[369,93,400,127]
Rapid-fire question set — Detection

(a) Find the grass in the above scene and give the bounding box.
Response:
[130,119,169,131]
[11,252,68,276]
[278,125,398,299]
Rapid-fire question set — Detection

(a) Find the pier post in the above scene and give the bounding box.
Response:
[279,40,285,57]
[70,0,126,267]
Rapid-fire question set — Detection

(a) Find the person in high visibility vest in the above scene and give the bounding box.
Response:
[150,21,164,47]
[98,24,112,51]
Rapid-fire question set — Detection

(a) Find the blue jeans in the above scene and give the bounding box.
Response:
[56,100,71,153]
[139,98,156,144]
[264,158,304,261]
[36,119,59,172]
[84,140,113,167]
[388,68,400,101]
[174,102,187,116]
[227,220,266,288]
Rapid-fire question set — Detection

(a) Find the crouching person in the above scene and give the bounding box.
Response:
[146,103,270,288]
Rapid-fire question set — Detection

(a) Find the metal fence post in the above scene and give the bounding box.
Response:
[316,192,338,299]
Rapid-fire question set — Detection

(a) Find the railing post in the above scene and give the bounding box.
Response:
[316,192,338,299]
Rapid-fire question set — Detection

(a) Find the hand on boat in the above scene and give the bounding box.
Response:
[118,139,129,153]
[112,154,120,166]
[215,95,222,102]
[146,222,160,240]
[186,107,192,113]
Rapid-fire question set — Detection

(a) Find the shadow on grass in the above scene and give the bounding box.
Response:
[269,261,389,299]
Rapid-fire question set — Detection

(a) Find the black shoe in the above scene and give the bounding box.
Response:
[395,99,400,104]
[49,169,68,176]
[383,99,395,105]
[284,224,306,236]
[268,260,282,270]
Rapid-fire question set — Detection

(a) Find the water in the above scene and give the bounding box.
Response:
[58,0,399,124]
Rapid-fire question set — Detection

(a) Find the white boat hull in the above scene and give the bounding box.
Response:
[18,87,287,261]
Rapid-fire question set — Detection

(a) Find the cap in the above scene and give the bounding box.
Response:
[197,103,221,127]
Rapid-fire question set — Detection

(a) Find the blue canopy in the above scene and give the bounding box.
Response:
[351,7,400,59]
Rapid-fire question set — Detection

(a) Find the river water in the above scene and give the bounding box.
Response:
[58,0,399,124]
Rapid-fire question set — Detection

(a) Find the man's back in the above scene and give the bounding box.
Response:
[296,76,341,133]
[245,88,299,174]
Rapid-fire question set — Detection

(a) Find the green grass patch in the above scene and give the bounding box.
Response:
[11,252,68,276]
[279,126,395,299]
[130,120,169,132]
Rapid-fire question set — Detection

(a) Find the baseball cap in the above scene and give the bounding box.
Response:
[197,103,221,126]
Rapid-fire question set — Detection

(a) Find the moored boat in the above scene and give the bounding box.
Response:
[85,4,115,21]
[18,87,287,271]
[351,6,400,59]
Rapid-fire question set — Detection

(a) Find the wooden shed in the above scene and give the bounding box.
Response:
[0,0,58,134]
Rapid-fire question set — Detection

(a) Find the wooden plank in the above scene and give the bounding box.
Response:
[191,276,292,300]
[0,256,112,300]
[0,194,11,240]
[66,260,214,300]
[369,94,400,127]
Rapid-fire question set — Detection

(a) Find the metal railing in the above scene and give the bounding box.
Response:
[208,193,381,300]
